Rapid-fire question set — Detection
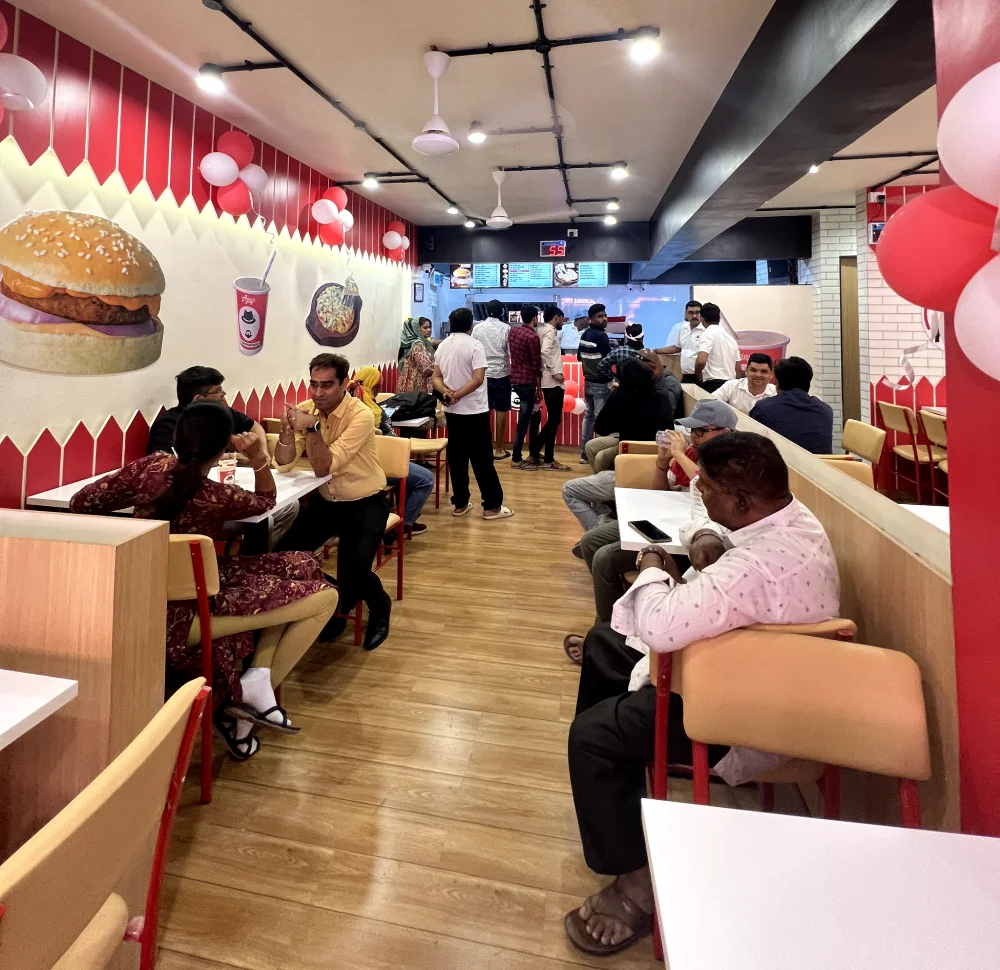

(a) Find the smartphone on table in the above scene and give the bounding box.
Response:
[628,520,671,543]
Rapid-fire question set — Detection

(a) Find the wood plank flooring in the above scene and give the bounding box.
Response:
[160,452,757,969]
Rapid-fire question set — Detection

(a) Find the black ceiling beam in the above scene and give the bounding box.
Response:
[502,161,623,173]
[633,0,935,280]
[200,0,467,216]
[203,59,283,74]
[757,205,855,211]
[439,26,659,59]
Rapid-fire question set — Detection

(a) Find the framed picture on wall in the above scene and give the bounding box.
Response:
[413,282,425,302]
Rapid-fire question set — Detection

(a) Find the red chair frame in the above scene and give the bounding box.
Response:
[187,540,217,804]
[878,403,939,505]
[375,474,406,602]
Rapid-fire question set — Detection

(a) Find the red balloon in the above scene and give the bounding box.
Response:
[216,130,254,170]
[563,378,579,397]
[387,247,404,263]
[562,394,578,413]
[217,179,252,217]
[323,186,348,211]
[319,220,345,247]
[386,220,406,235]
[875,185,998,312]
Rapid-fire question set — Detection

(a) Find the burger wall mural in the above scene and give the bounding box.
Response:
[0,211,165,374]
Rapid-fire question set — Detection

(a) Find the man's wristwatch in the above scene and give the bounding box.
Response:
[305,420,321,434]
[636,545,666,570]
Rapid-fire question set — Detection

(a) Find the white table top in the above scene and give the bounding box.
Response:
[391,416,433,428]
[26,467,331,525]
[901,503,950,534]
[922,406,947,416]
[0,669,78,751]
[614,487,693,554]
[642,799,1000,970]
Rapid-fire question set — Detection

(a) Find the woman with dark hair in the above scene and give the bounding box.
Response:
[70,400,334,760]
[398,316,436,394]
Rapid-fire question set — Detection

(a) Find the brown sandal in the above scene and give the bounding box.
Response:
[564,880,654,956]
[563,634,584,665]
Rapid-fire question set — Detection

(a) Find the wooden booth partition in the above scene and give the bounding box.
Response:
[0,509,168,967]
[681,388,959,830]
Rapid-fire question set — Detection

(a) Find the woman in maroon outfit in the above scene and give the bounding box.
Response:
[70,401,332,760]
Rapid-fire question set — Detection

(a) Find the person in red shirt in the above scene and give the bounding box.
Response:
[508,305,543,469]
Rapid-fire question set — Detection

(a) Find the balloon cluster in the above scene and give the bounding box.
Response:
[0,13,48,125]
[382,221,409,263]
[561,378,585,415]
[310,185,355,248]
[876,62,1000,381]
[199,130,269,218]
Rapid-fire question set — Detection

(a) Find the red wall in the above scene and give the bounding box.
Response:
[932,0,1000,835]
[0,1,416,263]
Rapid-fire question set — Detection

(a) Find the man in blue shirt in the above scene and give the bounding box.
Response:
[749,357,833,454]
[577,303,613,463]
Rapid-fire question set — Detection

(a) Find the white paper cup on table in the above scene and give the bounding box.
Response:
[234,277,270,355]
[217,457,237,485]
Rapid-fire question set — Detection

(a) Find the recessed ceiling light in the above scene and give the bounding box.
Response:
[808,164,820,174]
[606,200,620,211]
[630,34,661,66]
[464,219,476,229]
[196,66,225,95]
[362,174,379,190]
[467,122,487,145]
[604,214,618,226]
[446,205,459,215]
[610,164,628,181]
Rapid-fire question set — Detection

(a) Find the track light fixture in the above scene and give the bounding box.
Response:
[610,163,629,181]
[467,122,487,145]
[606,200,620,211]
[362,174,379,190]
[196,65,226,94]
[464,219,476,228]
[446,205,460,215]
[604,214,618,225]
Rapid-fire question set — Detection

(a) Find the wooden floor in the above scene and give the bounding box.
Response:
[160,451,757,969]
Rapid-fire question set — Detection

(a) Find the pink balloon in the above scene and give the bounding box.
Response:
[217,179,252,217]
[0,12,8,51]
[323,186,348,211]
[955,254,1000,381]
[938,62,1000,207]
[562,394,577,413]
[572,396,586,415]
[216,130,255,170]
[200,151,239,187]
[563,378,579,397]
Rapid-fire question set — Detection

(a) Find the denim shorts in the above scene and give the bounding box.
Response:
[487,376,512,412]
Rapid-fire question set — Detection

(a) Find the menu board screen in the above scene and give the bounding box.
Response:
[449,264,473,288]
[502,262,554,288]
[472,263,501,288]
[577,262,609,287]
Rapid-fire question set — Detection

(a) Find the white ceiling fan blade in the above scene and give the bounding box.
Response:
[514,206,580,223]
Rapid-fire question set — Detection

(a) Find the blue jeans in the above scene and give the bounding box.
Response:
[387,462,434,525]
[581,383,611,456]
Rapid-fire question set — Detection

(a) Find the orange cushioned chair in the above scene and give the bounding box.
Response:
[407,436,449,509]
[0,678,209,970]
[878,401,945,504]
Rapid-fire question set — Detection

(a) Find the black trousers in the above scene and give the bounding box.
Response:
[568,623,727,875]
[533,386,564,463]
[445,411,504,511]
[681,374,701,384]
[512,383,540,462]
[276,491,389,611]
[701,378,728,393]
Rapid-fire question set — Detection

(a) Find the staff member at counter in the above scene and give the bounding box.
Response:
[656,301,704,384]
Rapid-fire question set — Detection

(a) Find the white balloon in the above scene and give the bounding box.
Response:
[0,54,48,111]
[938,62,1000,206]
[383,230,402,250]
[337,209,355,231]
[572,395,586,415]
[239,163,268,193]
[400,235,410,251]
[311,199,339,224]
[955,254,1000,381]
[199,151,239,187]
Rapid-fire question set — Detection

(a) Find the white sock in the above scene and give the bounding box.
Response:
[234,717,254,741]
[239,666,289,726]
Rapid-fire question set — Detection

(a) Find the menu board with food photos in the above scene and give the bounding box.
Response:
[450,261,608,288]
[449,264,473,288]
[554,262,609,287]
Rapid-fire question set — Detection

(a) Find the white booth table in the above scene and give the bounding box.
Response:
[902,503,950,534]
[614,487,692,554]
[642,799,1000,970]
[0,669,78,752]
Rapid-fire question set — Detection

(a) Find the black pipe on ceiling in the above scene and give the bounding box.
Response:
[200,0,467,216]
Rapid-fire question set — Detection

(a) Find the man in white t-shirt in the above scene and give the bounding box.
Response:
[656,300,703,383]
[695,302,741,392]
[433,307,514,521]
[712,352,777,412]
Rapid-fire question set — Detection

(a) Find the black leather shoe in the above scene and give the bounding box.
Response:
[363,592,392,651]
[319,614,348,642]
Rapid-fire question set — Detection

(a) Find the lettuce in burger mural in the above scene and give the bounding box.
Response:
[0,211,165,374]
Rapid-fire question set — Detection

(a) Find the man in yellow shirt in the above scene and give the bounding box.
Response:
[275,353,391,650]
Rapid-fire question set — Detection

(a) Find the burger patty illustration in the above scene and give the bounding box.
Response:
[0,211,165,374]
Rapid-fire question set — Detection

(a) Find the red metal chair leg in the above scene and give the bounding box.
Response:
[652,654,672,800]
[396,477,406,601]
[444,449,450,494]
[692,742,710,805]
[354,602,363,645]
[822,764,840,819]
[898,778,922,828]
[652,912,663,960]
[762,782,775,813]
[433,451,441,509]
[189,541,215,806]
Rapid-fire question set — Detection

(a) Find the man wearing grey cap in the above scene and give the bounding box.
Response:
[564,399,738,663]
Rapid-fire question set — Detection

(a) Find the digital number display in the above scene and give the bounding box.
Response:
[540,239,567,257]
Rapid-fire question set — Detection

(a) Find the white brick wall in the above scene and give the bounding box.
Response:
[804,210,856,442]
[856,190,946,422]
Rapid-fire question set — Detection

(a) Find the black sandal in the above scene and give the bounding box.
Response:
[213,710,261,761]
[224,700,300,734]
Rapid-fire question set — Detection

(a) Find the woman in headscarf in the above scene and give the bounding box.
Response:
[398,317,436,394]
[351,365,393,434]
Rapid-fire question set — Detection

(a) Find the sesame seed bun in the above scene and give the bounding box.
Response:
[0,211,165,297]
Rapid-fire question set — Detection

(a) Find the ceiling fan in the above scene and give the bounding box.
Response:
[484,170,579,229]
[411,51,460,156]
